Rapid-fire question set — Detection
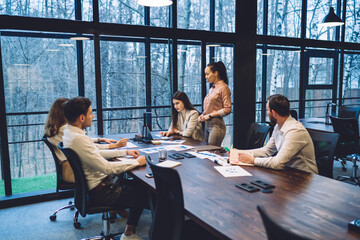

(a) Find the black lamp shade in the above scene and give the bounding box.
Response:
[318,7,344,27]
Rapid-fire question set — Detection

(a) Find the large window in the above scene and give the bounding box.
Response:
[343,52,360,105]
[1,35,78,194]
[345,0,360,43]
[177,0,210,30]
[99,0,144,25]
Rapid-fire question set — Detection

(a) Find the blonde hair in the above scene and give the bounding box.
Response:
[44,98,69,137]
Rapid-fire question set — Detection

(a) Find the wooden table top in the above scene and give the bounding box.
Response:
[101,133,360,240]
[299,117,334,132]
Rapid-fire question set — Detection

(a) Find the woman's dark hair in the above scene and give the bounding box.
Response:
[62,97,92,123]
[207,61,228,84]
[171,91,198,128]
[44,98,69,137]
[267,94,290,117]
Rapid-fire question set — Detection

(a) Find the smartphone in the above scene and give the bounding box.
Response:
[145,173,154,178]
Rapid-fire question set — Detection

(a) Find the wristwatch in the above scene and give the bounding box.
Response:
[208,114,212,119]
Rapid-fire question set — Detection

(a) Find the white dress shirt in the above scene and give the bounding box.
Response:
[62,124,139,190]
[48,125,110,162]
[251,116,318,174]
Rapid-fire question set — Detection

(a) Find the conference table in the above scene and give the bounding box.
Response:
[101,133,360,240]
[299,117,334,132]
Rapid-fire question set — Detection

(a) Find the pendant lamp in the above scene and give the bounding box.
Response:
[137,0,173,7]
[318,7,344,27]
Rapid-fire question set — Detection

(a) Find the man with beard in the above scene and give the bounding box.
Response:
[237,94,318,174]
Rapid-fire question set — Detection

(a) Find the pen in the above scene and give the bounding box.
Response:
[225,147,230,152]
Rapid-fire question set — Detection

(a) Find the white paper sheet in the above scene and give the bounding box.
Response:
[121,142,138,149]
[214,166,252,177]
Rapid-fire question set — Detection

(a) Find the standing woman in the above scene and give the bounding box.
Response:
[160,91,204,141]
[198,61,232,146]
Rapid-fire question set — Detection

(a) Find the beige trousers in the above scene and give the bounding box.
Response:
[204,117,226,147]
[61,160,75,183]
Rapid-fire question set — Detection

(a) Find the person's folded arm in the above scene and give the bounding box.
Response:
[218,87,232,117]
[72,136,138,175]
[182,111,199,137]
[254,130,307,170]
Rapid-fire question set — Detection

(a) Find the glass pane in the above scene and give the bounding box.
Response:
[257,0,264,35]
[308,57,334,85]
[2,36,78,113]
[150,6,170,27]
[0,140,3,195]
[256,48,263,122]
[266,49,300,101]
[99,0,144,25]
[0,0,75,19]
[345,0,360,43]
[215,0,235,32]
[151,42,171,130]
[177,44,202,105]
[268,0,302,38]
[178,0,210,30]
[103,109,145,134]
[101,41,146,108]
[306,0,338,40]
[82,0,93,21]
[343,54,360,102]
[305,90,332,118]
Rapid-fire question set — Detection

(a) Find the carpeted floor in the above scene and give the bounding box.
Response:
[0,198,152,240]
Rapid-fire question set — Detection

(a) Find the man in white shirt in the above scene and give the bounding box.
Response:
[62,97,147,240]
[238,94,318,174]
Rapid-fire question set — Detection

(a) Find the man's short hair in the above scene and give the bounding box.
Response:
[267,94,290,117]
[62,97,92,123]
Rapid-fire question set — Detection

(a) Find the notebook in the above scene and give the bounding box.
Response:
[156,160,182,168]
[229,149,254,166]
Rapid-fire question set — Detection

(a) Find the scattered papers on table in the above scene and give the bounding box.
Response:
[139,145,194,154]
[153,133,171,140]
[155,140,186,144]
[121,142,138,149]
[190,151,229,165]
[156,160,182,168]
[214,166,252,177]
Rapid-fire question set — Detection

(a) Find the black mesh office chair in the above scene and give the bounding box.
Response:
[147,158,217,240]
[245,123,271,149]
[59,143,122,239]
[307,129,339,178]
[290,109,298,120]
[42,136,75,221]
[338,105,360,119]
[330,116,360,185]
[257,205,313,240]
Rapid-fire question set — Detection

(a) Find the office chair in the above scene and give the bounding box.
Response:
[245,123,271,149]
[330,116,360,185]
[257,205,313,240]
[307,129,339,178]
[42,136,75,221]
[290,109,298,120]
[147,158,217,240]
[59,143,122,239]
[338,105,360,119]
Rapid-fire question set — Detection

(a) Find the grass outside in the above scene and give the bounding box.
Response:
[0,173,56,196]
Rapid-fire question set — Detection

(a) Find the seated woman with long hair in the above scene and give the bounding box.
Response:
[44,98,128,183]
[160,91,204,141]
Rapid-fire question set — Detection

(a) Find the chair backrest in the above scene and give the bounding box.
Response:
[257,205,312,240]
[245,123,271,149]
[306,129,339,178]
[147,159,184,240]
[330,116,359,156]
[58,142,89,217]
[42,135,73,192]
[338,105,360,119]
[290,109,298,120]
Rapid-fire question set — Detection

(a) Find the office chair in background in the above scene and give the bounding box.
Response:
[307,129,339,178]
[59,143,122,239]
[245,123,271,149]
[42,136,75,222]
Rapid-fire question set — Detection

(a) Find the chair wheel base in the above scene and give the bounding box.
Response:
[50,215,56,221]
[74,222,81,229]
